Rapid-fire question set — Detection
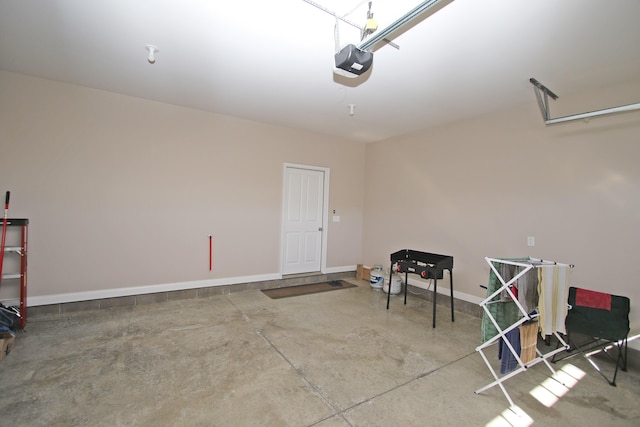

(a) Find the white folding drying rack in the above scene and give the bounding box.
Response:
[475,257,572,406]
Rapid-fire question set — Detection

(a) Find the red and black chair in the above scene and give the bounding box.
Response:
[560,286,630,386]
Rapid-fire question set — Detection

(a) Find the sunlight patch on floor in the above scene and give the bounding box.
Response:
[486,363,586,426]
[529,364,585,408]
[486,405,533,427]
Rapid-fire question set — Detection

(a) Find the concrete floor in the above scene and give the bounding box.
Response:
[1,279,638,426]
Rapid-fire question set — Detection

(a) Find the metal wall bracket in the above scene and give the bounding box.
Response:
[529,78,557,122]
[530,77,640,125]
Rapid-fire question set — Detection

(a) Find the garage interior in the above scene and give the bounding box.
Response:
[1,1,640,425]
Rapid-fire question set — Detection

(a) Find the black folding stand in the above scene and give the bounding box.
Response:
[386,249,454,328]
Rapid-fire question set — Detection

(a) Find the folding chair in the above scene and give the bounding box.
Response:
[562,286,630,386]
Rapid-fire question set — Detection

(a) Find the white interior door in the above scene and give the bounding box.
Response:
[282,166,325,275]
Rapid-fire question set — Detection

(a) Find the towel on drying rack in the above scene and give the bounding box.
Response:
[481,260,527,343]
[498,327,521,374]
[499,263,539,314]
[519,321,539,365]
[482,258,536,342]
[537,265,570,336]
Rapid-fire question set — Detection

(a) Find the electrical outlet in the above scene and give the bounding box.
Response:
[527,236,535,247]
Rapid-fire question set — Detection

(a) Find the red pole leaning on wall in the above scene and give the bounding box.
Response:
[209,234,213,271]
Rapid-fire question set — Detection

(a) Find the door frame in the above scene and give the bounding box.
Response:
[281,163,330,275]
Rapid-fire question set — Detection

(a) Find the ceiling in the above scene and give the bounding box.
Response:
[1,0,639,143]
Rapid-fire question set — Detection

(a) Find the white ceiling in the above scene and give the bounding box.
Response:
[1,0,639,143]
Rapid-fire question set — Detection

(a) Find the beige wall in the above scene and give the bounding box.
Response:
[2,70,639,342]
[362,79,640,337]
[0,71,365,301]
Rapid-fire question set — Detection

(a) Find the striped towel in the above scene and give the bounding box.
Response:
[537,265,570,336]
[519,322,539,365]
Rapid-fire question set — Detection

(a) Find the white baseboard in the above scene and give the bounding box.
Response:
[323,265,357,274]
[26,273,283,307]
[24,265,358,307]
[406,276,484,305]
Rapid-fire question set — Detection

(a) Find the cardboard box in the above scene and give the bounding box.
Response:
[356,264,371,281]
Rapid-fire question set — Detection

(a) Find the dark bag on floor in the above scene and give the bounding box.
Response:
[0,304,20,331]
